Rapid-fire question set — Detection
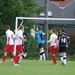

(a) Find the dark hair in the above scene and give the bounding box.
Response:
[38,26,41,30]
[52,29,56,33]
[60,27,65,32]
[6,25,10,30]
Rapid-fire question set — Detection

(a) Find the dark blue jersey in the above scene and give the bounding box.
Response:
[36,30,45,44]
[23,32,27,40]
[23,32,27,45]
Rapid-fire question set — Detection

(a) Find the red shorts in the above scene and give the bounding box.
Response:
[16,44,23,53]
[4,45,14,52]
[50,46,57,55]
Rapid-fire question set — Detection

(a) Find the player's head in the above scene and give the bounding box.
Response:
[19,25,24,31]
[6,25,10,30]
[60,27,65,33]
[51,29,56,34]
[36,26,41,31]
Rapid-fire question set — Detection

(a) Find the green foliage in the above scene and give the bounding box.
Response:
[0,35,6,57]
[26,34,39,59]
[68,33,75,56]
[0,0,44,35]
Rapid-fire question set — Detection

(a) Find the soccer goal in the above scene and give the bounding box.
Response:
[14,17,75,55]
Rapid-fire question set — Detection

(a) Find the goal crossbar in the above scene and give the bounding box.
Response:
[16,17,75,21]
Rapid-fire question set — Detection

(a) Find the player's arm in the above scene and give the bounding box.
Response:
[31,29,45,35]
[56,35,59,50]
[47,35,52,43]
[31,29,37,33]
[67,37,70,48]
[19,36,27,42]
[6,32,10,45]
[55,39,59,50]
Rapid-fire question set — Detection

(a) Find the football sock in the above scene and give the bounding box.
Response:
[40,51,42,60]
[60,54,63,63]
[13,56,16,62]
[15,56,20,64]
[63,56,67,65]
[18,56,22,64]
[52,56,57,64]
[42,50,46,60]
[2,56,7,62]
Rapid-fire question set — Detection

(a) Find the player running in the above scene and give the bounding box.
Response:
[57,27,70,66]
[36,26,46,60]
[0,26,15,63]
[14,25,27,66]
[47,29,58,65]
[18,31,27,64]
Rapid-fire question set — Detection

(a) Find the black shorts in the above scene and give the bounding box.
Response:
[39,43,44,49]
[59,46,68,53]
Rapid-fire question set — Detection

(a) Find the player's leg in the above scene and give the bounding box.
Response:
[63,52,67,66]
[39,43,46,60]
[12,51,17,64]
[14,45,23,65]
[10,45,16,64]
[62,47,68,66]
[0,45,9,63]
[22,45,27,58]
[41,47,46,60]
[1,52,7,63]
[39,43,42,60]
[50,46,57,65]
[60,53,64,64]
[59,47,64,64]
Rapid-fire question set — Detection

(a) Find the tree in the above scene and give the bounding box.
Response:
[0,0,44,35]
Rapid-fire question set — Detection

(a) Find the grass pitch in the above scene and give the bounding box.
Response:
[0,59,75,75]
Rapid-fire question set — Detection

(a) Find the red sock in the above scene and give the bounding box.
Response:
[13,56,16,63]
[15,56,20,64]
[52,56,57,64]
[2,56,7,62]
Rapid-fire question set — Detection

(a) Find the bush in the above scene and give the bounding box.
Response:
[26,34,39,59]
[0,35,6,58]
[68,33,75,58]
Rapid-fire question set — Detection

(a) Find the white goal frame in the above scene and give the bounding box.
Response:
[14,17,75,55]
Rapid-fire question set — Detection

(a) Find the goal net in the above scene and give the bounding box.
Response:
[14,17,75,56]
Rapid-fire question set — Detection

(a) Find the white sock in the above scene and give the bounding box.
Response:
[42,50,46,60]
[60,54,63,63]
[40,51,42,60]
[18,57,22,64]
[63,56,67,65]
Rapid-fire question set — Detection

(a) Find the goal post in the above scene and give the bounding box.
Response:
[14,17,75,57]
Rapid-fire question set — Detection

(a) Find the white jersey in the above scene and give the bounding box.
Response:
[6,30,15,45]
[15,30,23,45]
[47,33,57,46]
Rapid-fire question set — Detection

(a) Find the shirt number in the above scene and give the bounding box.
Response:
[61,38,66,43]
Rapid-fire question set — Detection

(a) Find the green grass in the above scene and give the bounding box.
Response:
[0,59,75,75]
